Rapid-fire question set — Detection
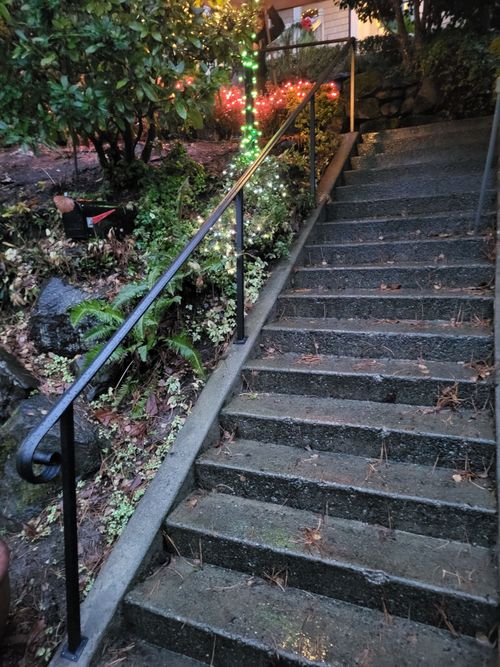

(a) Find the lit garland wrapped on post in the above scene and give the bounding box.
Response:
[239,43,262,162]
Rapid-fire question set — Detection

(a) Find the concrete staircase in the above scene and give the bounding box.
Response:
[113,118,498,665]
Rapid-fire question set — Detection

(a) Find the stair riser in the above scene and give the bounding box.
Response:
[312,216,494,243]
[197,465,495,547]
[357,135,488,157]
[291,265,494,290]
[167,523,496,635]
[242,368,492,409]
[260,327,492,362]
[220,413,495,472]
[351,147,488,170]
[335,176,492,202]
[124,606,274,667]
[302,239,489,266]
[327,192,493,221]
[277,294,493,321]
[343,161,488,186]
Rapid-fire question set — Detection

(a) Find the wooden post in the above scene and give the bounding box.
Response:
[350,43,355,133]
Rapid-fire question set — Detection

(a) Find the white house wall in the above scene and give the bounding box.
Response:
[276,2,382,41]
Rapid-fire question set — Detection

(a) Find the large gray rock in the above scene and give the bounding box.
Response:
[0,394,105,528]
[380,100,401,117]
[0,347,38,423]
[413,78,440,114]
[356,98,380,120]
[29,277,89,356]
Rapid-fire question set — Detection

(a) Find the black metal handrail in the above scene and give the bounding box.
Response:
[15,36,355,661]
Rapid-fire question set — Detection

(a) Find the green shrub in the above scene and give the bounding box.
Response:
[268,45,343,84]
[422,29,496,119]
[357,35,401,69]
[133,143,207,251]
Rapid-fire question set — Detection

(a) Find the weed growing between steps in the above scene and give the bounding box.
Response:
[0,141,314,665]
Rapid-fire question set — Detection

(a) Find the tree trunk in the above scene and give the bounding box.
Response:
[422,0,430,32]
[391,0,411,65]
[123,123,136,163]
[413,0,423,53]
[133,117,144,152]
[141,110,156,164]
[90,134,109,170]
[107,133,122,166]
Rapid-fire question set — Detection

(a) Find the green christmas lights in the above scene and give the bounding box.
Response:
[239,41,261,162]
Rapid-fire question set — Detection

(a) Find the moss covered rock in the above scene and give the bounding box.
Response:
[0,394,105,528]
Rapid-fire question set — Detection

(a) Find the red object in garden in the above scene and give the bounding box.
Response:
[87,208,116,226]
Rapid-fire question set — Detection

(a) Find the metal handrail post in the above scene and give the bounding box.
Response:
[474,77,500,230]
[309,94,316,199]
[350,42,356,133]
[235,190,246,344]
[59,404,87,661]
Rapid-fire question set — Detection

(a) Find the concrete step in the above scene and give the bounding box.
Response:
[278,287,493,321]
[167,492,498,632]
[197,447,496,545]
[351,145,489,170]
[243,353,493,408]
[302,236,491,266]
[361,116,492,143]
[221,393,494,471]
[124,558,496,666]
[326,191,494,220]
[261,316,493,362]
[291,260,494,290]
[314,211,495,243]
[335,174,493,202]
[357,133,489,157]
[343,159,489,186]
[98,637,208,666]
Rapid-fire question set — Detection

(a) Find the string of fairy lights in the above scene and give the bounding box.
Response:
[239,43,261,162]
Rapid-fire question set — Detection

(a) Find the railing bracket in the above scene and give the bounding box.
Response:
[61,636,88,662]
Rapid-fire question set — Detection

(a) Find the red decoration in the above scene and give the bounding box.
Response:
[300,16,313,31]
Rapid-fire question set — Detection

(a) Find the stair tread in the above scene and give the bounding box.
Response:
[223,393,494,444]
[296,259,492,270]
[101,638,208,666]
[245,353,491,385]
[362,117,492,142]
[283,287,493,300]
[126,558,495,667]
[199,441,495,513]
[169,491,497,599]
[321,209,495,227]
[304,236,488,250]
[264,316,492,338]
[351,148,490,170]
[329,189,494,206]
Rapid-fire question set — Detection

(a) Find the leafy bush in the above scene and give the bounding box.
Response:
[422,29,496,119]
[0,0,254,170]
[357,35,403,73]
[133,143,207,251]
[267,45,342,84]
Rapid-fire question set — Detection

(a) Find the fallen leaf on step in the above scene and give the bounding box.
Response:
[186,498,198,509]
[296,354,322,364]
[380,283,401,291]
[433,284,442,290]
[452,474,463,483]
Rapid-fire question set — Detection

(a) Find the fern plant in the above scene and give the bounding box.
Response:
[70,270,205,379]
